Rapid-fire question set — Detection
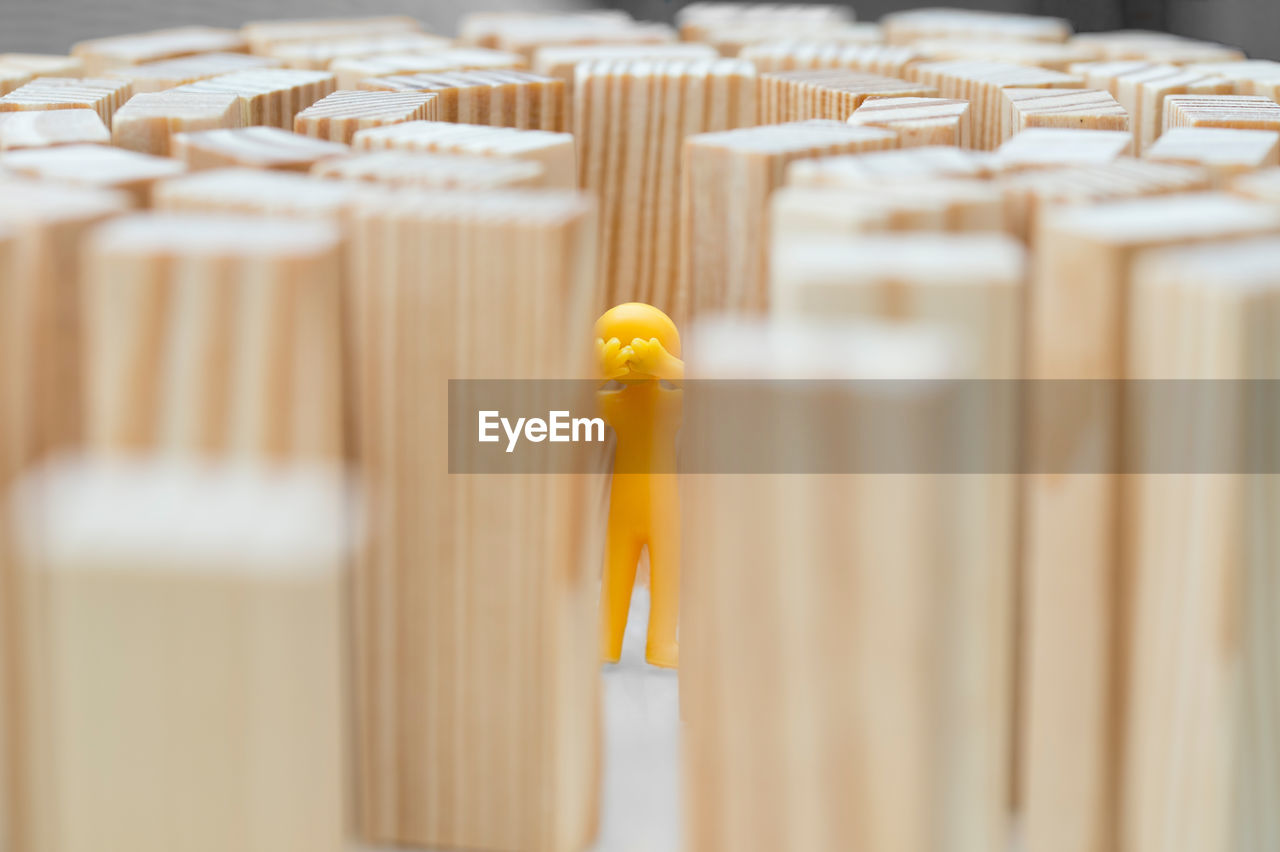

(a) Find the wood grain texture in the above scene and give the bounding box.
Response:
[294,90,436,144]
[739,41,919,77]
[81,212,345,461]
[111,90,242,155]
[787,145,996,187]
[771,179,1005,240]
[848,96,971,147]
[1000,87,1129,143]
[882,8,1071,45]
[0,77,132,125]
[70,26,248,74]
[332,49,525,90]
[173,126,348,172]
[0,109,108,150]
[314,150,546,188]
[758,69,936,123]
[682,120,896,318]
[241,15,421,55]
[0,144,184,204]
[102,52,283,94]
[1163,94,1280,133]
[1187,60,1280,102]
[1076,63,1233,154]
[152,167,363,219]
[0,69,32,97]
[996,127,1134,170]
[910,38,1092,72]
[263,34,452,71]
[14,460,350,852]
[349,189,603,852]
[174,68,335,128]
[1022,194,1280,852]
[574,58,756,319]
[533,42,716,91]
[1144,127,1280,186]
[358,69,566,131]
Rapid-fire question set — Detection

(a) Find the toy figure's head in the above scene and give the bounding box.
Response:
[595,303,681,381]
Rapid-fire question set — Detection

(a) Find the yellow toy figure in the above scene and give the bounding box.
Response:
[595,303,683,669]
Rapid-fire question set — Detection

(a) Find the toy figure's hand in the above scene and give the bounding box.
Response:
[598,337,631,380]
[628,337,670,375]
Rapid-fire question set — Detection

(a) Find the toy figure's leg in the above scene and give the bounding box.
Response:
[600,525,642,663]
[645,524,680,669]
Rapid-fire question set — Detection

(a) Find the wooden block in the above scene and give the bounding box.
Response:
[0,69,32,96]
[111,91,242,155]
[173,126,347,172]
[294,90,436,144]
[264,34,453,71]
[1022,193,1280,852]
[1071,31,1245,64]
[739,41,919,76]
[0,109,108,150]
[1000,87,1129,143]
[332,48,524,90]
[71,26,248,74]
[1078,63,1233,153]
[358,69,566,131]
[575,57,756,317]
[883,8,1071,45]
[80,213,345,459]
[692,22,882,58]
[153,167,363,219]
[494,20,677,62]
[758,69,936,123]
[0,144,184,204]
[14,459,350,852]
[996,127,1134,170]
[848,96,971,147]
[0,54,84,78]
[1187,59,1280,101]
[102,52,284,94]
[0,77,131,125]
[458,10,631,49]
[909,38,1093,71]
[1144,127,1280,186]
[682,120,896,318]
[532,43,716,89]
[787,145,996,187]
[908,61,1082,149]
[313,150,546,189]
[1229,165,1280,202]
[241,15,422,54]
[676,3,853,43]
[352,120,576,188]
[174,68,335,128]
[349,189,602,851]
[1163,93,1280,133]
[771,179,1005,240]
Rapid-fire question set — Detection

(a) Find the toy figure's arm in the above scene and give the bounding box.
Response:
[628,337,684,387]
[597,336,632,381]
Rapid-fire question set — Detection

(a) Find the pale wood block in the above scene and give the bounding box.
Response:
[575,57,756,317]
[294,90,436,144]
[458,10,631,49]
[532,43,716,89]
[771,179,1005,240]
[1229,166,1280,203]
[848,96,971,147]
[174,68,335,128]
[883,8,1071,45]
[241,15,422,55]
[758,68,936,123]
[14,459,350,852]
[996,127,1134,170]
[0,68,32,96]
[264,34,452,71]
[81,213,345,460]
[103,52,284,94]
[696,22,882,58]
[0,144,183,204]
[313,150,545,188]
[358,69,566,131]
[1080,64,1233,153]
[1022,193,1280,852]
[495,20,676,62]
[911,38,1093,71]
[1144,127,1280,186]
[0,54,84,78]
[1163,93,1280,133]
[0,109,108,150]
[676,3,854,43]
[739,41,919,76]
[111,91,242,155]
[1072,58,1159,90]
[908,60,1083,149]
[173,126,347,172]
[352,120,576,188]
[787,145,997,187]
[1001,87,1129,143]
[0,77,131,125]
[1071,30,1245,64]
[332,48,524,90]
[153,167,363,219]
[71,27,248,74]
[1188,59,1280,101]
[349,189,602,851]
[682,120,895,318]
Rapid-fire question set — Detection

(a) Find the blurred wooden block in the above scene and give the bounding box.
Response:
[740,41,919,76]
[173,126,347,172]
[1188,59,1280,101]
[81,213,345,460]
[772,179,1005,240]
[358,69,566,131]
[996,127,1134,170]
[908,61,1082,149]
[175,68,335,128]
[788,145,996,187]
[848,96,971,146]
[332,49,524,90]
[314,150,545,188]
[0,54,84,79]
[1071,31,1245,64]
[0,68,32,96]
[1076,63,1232,153]
[0,77,131,125]
[676,3,853,43]
[111,91,242,156]
[264,34,452,71]
[759,69,935,123]
[15,459,350,852]
[883,8,1071,45]
[458,10,631,49]
[683,121,895,318]
[532,43,716,88]
[71,26,248,74]
[1229,165,1280,202]
[0,109,108,150]
[1163,93,1280,133]
[294,90,436,144]
[1144,127,1280,186]
[352,120,576,188]
[241,15,421,54]
[350,189,602,852]
[694,22,881,58]
[0,144,184,204]
[910,38,1092,71]
[575,58,756,316]
[1000,87,1128,143]
[494,19,676,62]
[153,168,362,219]
[103,52,284,94]
[1022,194,1280,852]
